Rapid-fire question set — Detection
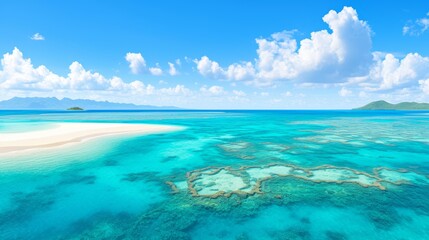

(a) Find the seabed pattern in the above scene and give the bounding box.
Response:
[2,111,429,239]
[168,164,429,198]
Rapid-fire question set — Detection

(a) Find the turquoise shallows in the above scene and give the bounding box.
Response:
[1,110,429,239]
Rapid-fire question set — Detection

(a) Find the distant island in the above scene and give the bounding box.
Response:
[67,107,84,111]
[355,100,429,110]
[0,97,179,110]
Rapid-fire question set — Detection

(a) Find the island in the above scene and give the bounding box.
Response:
[67,107,84,111]
[354,100,429,110]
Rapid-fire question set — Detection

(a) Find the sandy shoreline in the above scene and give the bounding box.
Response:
[0,122,182,155]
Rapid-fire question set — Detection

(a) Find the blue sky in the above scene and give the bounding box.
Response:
[1,0,429,109]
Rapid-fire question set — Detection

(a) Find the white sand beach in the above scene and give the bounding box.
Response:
[0,122,182,155]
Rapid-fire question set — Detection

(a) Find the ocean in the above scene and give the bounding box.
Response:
[0,110,428,239]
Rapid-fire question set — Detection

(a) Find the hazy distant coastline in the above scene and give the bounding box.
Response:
[0,97,179,110]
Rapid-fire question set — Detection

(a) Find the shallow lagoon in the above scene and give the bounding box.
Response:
[1,110,429,239]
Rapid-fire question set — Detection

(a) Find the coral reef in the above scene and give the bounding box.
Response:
[167,163,429,198]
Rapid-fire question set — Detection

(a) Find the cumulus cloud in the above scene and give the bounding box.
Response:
[195,56,225,79]
[0,47,66,90]
[168,62,178,76]
[159,85,191,96]
[365,52,429,91]
[419,79,429,94]
[31,33,45,41]
[125,52,165,76]
[149,66,163,76]
[200,85,226,96]
[193,6,429,97]
[125,52,146,74]
[403,12,429,36]
[0,48,190,100]
[195,7,372,85]
[2,48,317,108]
[0,48,155,94]
[195,56,256,81]
[226,62,256,81]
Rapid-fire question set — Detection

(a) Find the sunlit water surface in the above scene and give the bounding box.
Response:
[0,110,428,240]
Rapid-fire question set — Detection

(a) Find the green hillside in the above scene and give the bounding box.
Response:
[355,100,429,110]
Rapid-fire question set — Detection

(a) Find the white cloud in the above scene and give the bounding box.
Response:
[125,53,165,76]
[125,52,146,74]
[339,87,352,97]
[31,33,45,41]
[168,62,178,76]
[67,61,109,90]
[420,17,429,31]
[195,57,255,81]
[195,56,225,79]
[200,85,226,96]
[159,85,191,96]
[192,6,429,98]
[419,79,429,94]
[403,12,429,36]
[366,52,429,90]
[195,7,372,85]
[402,26,410,35]
[149,66,163,76]
[0,47,66,90]
[2,48,335,108]
[0,48,188,100]
[226,62,255,81]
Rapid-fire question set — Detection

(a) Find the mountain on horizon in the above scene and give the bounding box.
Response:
[0,97,180,110]
[354,100,429,110]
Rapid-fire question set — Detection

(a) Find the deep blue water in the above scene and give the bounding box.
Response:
[0,110,429,239]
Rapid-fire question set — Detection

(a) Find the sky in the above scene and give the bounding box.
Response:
[1,0,429,109]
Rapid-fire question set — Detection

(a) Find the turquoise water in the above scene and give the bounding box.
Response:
[1,110,429,239]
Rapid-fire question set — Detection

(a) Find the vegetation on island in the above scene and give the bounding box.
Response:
[67,107,84,111]
[355,100,429,110]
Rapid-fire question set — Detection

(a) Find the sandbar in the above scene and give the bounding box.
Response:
[0,122,182,155]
